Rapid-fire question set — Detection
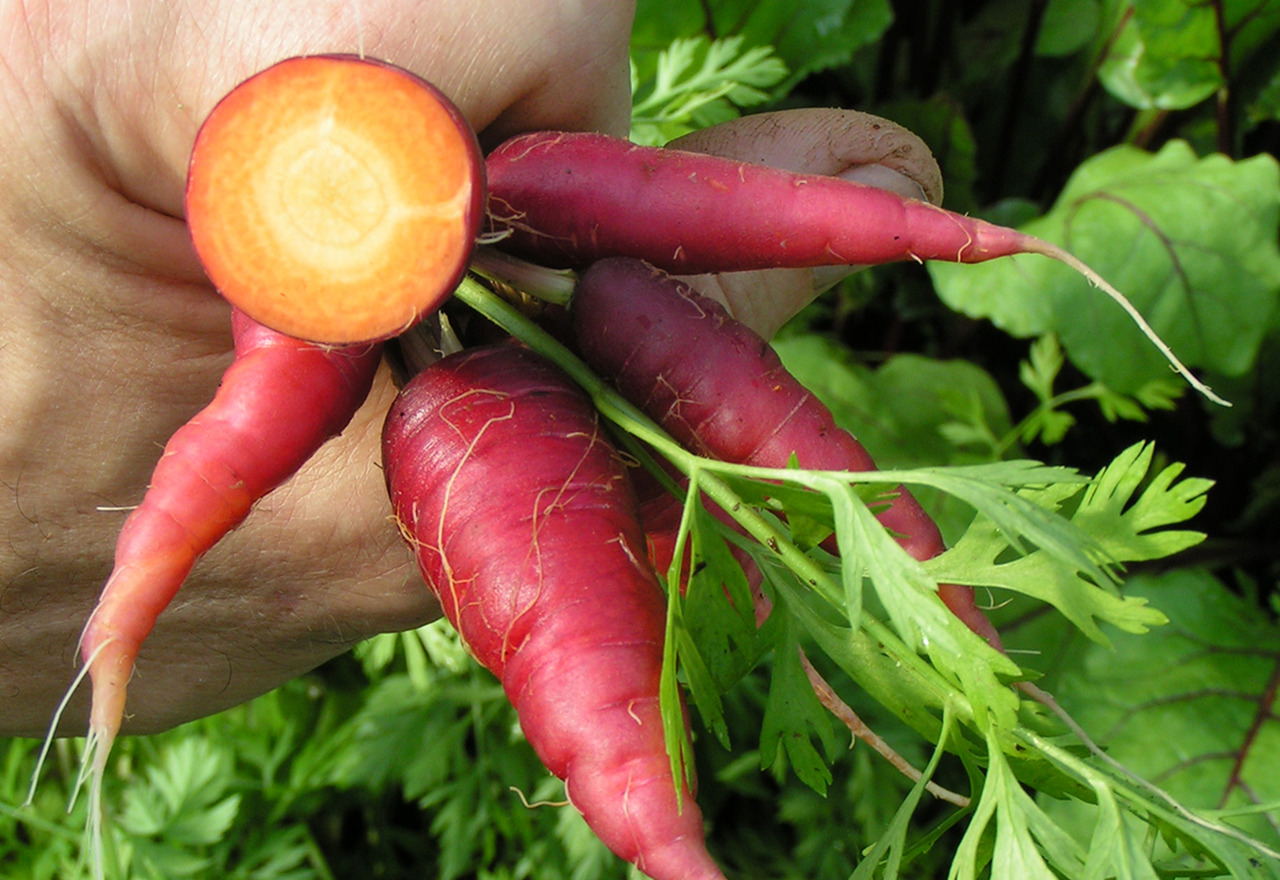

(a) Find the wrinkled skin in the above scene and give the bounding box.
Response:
[0,0,939,737]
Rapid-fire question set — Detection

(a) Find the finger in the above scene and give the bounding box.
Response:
[668,107,942,202]
[85,0,635,221]
[668,109,944,338]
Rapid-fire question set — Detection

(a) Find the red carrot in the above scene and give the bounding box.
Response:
[569,257,1002,647]
[485,130,1080,273]
[72,309,381,853]
[486,130,1222,405]
[382,343,725,880]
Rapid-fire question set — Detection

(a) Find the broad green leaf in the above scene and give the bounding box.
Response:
[1046,568,1280,860]
[1099,0,1224,110]
[715,0,893,89]
[774,336,1014,539]
[1038,0,1104,57]
[929,141,1280,395]
[950,0,1035,93]
[1253,68,1280,123]
[775,337,1013,470]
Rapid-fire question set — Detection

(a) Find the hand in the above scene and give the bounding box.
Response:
[0,0,941,740]
[0,0,635,737]
[668,108,943,338]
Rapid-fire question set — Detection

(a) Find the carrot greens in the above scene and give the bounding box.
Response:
[450,273,1271,879]
[9,4,1280,878]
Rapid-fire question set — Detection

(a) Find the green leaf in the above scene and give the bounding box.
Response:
[1099,0,1224,110]
[928,443,1207,644]
[1016,335,1078,446]
[1037,0,1104,57]
[714,0,893,89]
[850,706,960,880]
[632,0,892,94]
[929,141,1280,394]
[769,565,955,745]
[117,739,239,846]
[759,612,840,794]
[1046,568,1280,862]
[1078,781,1165,880]
[774,336,1015,538]
[630,35,788,145]
[885,461,1102,575]
[775,337,1014,469]
[1074,440,1211,561]
[1020,335,1067,405]
[684,504,765,693]
[667,494,764,751]
[825,477,1021,728]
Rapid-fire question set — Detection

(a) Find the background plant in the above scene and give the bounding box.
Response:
[4,1,1278,877]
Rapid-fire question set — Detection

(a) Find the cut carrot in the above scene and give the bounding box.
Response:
[186,54,484,344]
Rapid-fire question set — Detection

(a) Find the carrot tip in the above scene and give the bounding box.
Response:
[1028,239,1231,408]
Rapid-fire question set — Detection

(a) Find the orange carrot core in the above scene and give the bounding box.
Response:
[186,54,484,344]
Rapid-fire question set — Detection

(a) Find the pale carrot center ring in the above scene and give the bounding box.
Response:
[186,54,485,344]
[279,138,388,246]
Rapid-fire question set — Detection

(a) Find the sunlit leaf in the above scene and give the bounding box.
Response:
[1049,569,1280,855]
[930,141,1280,394]
[1099,0,1224,110]
[633,0,893,92]
[630,35,787,144]
[928,443,1205,643]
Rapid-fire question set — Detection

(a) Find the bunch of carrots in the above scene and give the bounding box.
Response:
[59,55,1218,880]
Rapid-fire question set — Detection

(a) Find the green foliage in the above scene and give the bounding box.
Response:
[758,616,841,795]
[630,36,787,145]
[928,442,1208,645]
[1049,569,1280,853]
[929,140,1280,395]
[1099,0,1227,110]
[632,0,893,92]
[7,2,1280,879]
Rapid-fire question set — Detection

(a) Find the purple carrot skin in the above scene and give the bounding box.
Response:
[487,130,1054,274]
[571,257,1002,648]
[382,344,725,880]
[488,130,1223,405]
[78,308,382,797]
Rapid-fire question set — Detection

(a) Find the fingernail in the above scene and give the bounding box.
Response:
[837,163,928,202]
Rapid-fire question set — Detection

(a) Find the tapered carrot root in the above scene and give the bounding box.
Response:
[487,130,1223,405]
[382,344,726,880]
[73,309,381,868]
[570,257,1003,648]
[484,131,1072,274]
[187,55,485,344]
